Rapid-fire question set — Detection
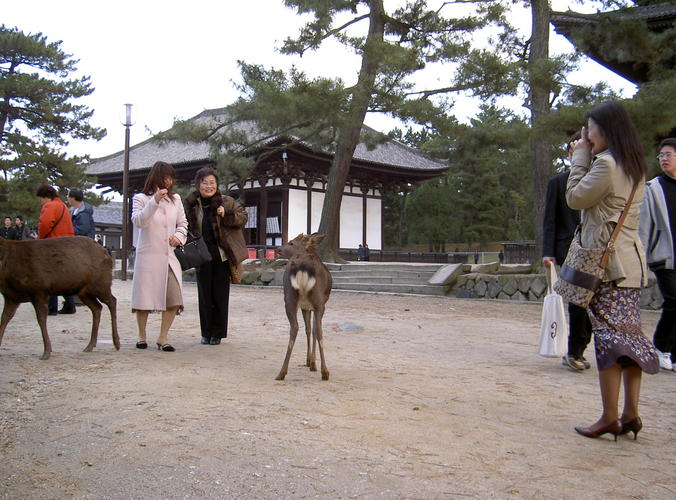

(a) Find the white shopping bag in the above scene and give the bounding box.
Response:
[538,265,568,357]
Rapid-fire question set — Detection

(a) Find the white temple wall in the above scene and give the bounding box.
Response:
[310,191,324,233]
[366,197,382,250]
[287,189,307,239]
[339,195,363,249]
[285,188,381,249]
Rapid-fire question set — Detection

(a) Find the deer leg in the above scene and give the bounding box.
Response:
[32,299,52,360]
[314,304,329,381]
[276,302,299,381]
[301,309,315,370]
[79,294,102,352]
[0,300,21,347]
[100,293,119,350]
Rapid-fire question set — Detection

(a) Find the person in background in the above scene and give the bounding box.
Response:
[66,188,96,308]
[184,167,248,346]
[639,137,676,372]
[363,243,370,261]
[567,101,658,442]
[14,216,29,240]
[0,216,17,239]
[36,184,75,315]
[542,132,593,372]
[131,161,187,352]
[67,188,96,239]
[357,244,366,261]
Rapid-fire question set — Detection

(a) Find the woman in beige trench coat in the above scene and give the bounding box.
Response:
[131,161,188,351]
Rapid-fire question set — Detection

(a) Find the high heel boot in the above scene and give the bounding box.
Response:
[619,417,642,440]
[574,420,622,441]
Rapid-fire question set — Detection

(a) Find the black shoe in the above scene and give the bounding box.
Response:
[156,343,175,352]
[200,336,210,345]
[209,337,221,345]
[48,310,58,316]
[135,341,148,349]
[58,307,76,314]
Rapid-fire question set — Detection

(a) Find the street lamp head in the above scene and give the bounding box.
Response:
[123,103,134,126]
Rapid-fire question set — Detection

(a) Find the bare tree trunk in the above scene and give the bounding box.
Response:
[529,0,552,268]
[317,0,385,262]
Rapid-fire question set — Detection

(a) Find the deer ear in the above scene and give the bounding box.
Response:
[309,234,326,245]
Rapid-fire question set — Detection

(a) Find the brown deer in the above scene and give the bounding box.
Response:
[274,233,332,380]
[0,236,119,359]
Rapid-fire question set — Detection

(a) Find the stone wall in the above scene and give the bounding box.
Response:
[450,266,663,310]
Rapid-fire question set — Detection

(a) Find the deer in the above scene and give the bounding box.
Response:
[0,236,120,359]
[274,233,332,380]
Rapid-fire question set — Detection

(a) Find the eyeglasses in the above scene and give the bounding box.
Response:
[200,181,217,187]
[657,153,676,160]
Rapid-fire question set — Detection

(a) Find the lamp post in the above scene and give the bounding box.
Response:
[121,104,133,281]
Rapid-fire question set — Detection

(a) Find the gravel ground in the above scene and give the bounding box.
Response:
[0,279,674,499]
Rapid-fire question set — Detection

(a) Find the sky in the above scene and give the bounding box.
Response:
[4,0,636,163]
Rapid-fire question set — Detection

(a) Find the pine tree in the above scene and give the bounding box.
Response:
[167,0,520,261]
[0,25,105,220]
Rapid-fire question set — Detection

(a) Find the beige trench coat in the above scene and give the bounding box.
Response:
[566,149,647,288]
[131,192,188,311]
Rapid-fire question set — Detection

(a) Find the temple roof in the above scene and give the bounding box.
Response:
[86,108,448,185]
[551,1,676,84]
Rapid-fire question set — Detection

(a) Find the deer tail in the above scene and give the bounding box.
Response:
[290,268,317,295]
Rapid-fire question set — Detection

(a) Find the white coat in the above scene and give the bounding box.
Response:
[131,192,188,311]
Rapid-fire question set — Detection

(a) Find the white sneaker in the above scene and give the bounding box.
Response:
[656,350,673,371]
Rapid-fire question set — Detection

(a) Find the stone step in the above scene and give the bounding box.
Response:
[330,269,437,280]
[327,263,444,273]
[332,276,432,285]
[331,282,447,295]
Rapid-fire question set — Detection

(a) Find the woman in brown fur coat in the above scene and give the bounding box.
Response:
[184,167,248,345]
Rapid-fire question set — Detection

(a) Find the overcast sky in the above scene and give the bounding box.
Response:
[5,0,635,162]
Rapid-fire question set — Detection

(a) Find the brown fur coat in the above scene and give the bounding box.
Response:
[184,191,248,283]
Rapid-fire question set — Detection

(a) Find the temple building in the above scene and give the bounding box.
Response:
[86,108,448,250]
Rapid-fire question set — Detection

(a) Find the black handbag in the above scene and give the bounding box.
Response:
[174,233,212,271]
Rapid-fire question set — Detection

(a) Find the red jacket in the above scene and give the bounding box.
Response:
[38,198,74,239]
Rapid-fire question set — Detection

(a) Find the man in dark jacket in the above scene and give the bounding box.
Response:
[14,216,30,240]
[67,188,96,239]
[542,134,592,371]
[0,216,17,239]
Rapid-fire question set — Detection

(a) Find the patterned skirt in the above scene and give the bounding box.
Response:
[589,283,659,374]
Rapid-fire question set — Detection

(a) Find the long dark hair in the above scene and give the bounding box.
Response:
[142,161,176,201]
[585,101,646,185]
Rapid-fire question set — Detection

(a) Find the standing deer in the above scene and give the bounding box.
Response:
[274,233,332,380]
[0,237,119,359]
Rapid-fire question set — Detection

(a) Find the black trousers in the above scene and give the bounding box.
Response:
[653,269,676,354]
[49,295,75,313]
[196,258,231,339]
[568,302,592,358]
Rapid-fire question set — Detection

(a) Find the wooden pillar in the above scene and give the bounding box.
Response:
[361,185,369,246]
[282,187,289,244]
[306,176,314,234]
[257,177,268,246]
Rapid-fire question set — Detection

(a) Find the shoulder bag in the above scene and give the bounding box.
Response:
[553,184,637,308]
[174,231,212,271]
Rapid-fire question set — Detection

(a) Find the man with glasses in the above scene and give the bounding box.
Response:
[640,137,676,371]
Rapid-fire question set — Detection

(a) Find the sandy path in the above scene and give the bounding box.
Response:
[0,280,674,499]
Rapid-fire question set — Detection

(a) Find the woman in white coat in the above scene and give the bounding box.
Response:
[131,161,188,351]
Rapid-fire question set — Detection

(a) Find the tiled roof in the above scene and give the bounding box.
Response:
[86,108,447,176]
[93,201,122,225]
[551,1,676,30]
